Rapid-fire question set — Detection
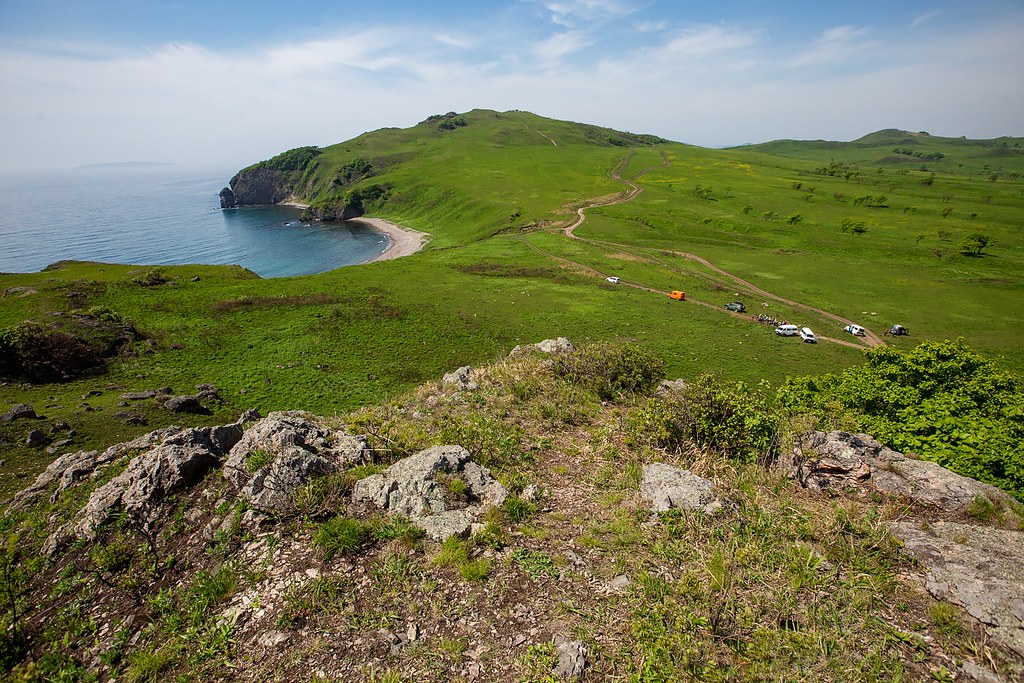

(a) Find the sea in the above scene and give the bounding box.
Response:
[0,167,389,278]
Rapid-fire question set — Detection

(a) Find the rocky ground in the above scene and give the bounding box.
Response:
[2,340,1022,682]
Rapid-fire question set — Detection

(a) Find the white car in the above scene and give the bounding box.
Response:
[775,324,798,336]
[844,324,866,336]
[605,276,620,284]
[799,327,817,343]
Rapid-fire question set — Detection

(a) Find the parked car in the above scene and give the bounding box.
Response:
[724,302,745,313]
[668,290,686,300]
[799,327,817,343]
[886,324,909,336]
[775,324,799,336]
[605,276,620,284]
[844,324,866,336]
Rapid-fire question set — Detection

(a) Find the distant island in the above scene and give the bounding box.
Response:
[75,161,176,169]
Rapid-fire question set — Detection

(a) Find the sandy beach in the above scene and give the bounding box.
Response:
[280,200,429,263]
[355,217,430,263]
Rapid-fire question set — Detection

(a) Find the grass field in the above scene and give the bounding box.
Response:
[2,109,1022,497]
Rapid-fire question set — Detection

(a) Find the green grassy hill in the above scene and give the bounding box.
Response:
[2,110,1023,500]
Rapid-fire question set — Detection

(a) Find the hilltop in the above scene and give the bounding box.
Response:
[2,340,1022,682]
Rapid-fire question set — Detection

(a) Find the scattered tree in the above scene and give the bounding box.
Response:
[941,207,954,218]
[959,233,993,257]
[692,184,715,202]
[742,204,753,215]
[786,214,803,225]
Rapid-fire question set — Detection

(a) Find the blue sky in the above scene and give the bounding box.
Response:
[1,0,1022,170]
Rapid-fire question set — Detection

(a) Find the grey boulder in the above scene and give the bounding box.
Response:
[509,337,576,358]
[784,431,1012,511]
[352,445,508,541]
[442,366,479,391]
[891,520,1024,661]
[640,463,722,514]
[223,412,369,514]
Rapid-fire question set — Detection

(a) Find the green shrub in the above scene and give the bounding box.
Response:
[314,516,374,559]
[781,339,1024,499]
[555,342,665,400]
[627,374,780,462]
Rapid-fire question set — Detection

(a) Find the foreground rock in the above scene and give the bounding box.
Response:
[1,403,37,421]
[442,365,479,391]
[640,463,722,514]
[72,424,245,538]
[223,412,369,513]
[783,431,1012,511]
[353,445,508,541]
[11,426,197,510]
[891,521,1024,662]
[509,337,576,357]
[552,635,587,679]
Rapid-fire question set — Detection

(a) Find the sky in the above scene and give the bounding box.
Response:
[1,0,1022,171]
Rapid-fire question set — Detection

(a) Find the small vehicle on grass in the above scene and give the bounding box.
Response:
[724,301,745,313]
[799,327,817,343]
[886,324,909,336]
[775,324,799,336]
[844,324,866,337]
[605,276,620,284]
[668,291,686,300]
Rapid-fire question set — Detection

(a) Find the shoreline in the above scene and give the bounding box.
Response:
[352,217,430,263]
[279,200,428,263]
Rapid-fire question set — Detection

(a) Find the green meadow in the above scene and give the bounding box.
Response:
[2,109,1023,496]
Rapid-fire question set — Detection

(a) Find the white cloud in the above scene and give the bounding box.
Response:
[0,11,1022,172]
[911,11,943,29]
[531,0,640,26]
[531,30,594,61]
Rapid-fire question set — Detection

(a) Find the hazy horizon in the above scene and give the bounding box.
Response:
[2,0,1022,172]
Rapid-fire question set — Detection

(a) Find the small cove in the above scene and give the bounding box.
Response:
[0,167,388,277]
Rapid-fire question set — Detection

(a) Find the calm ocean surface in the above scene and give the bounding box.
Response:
[0,167,388,278]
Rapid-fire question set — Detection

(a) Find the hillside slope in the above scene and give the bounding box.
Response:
[3,341,1022,682]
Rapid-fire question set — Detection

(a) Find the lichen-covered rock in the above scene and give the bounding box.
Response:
[10,425,190,510]
[891,521,1024,661]
[509,337,576,357]
[640,463,721,514]
[552,635,586,680]
[223,412,369,513]
[352,445,507,541]
[72,423,245,538]
[442,365,478,391]
[784,431,1012,511]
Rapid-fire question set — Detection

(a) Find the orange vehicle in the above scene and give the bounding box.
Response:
[668,291,685,300]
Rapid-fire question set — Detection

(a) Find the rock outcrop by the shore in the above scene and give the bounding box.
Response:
[220,167,291,208]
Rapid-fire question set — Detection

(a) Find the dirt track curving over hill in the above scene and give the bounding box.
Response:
[556,152,884,349]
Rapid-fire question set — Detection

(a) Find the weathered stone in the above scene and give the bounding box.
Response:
[1,403,37,421]
[891,520,1024,659]
[656,378,688,395]
[195,383,221,401]
[71,423,245,537]
[640,463,722,514]
[120,388,172,401]
[223,412,369,514]
[552,635,586,679]
[353,445,508,541]
[509,337,576,357]
[25,430,48,448]
[442,365,479,391]
[164,395,207,414]
[785,431,1013,512]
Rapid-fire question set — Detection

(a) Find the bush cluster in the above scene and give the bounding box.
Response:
[0,310,138,382]
[554,342,665,401]
[627,374,780,463]
[781,339,1024,499]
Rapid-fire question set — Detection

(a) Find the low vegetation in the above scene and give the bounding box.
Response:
[1,344,1020,682]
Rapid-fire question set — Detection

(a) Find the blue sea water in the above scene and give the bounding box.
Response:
[0,167,388,277]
